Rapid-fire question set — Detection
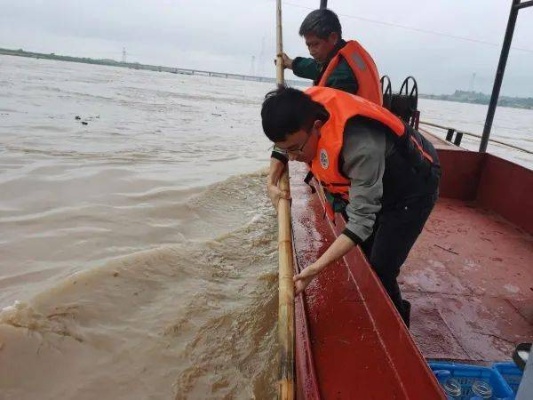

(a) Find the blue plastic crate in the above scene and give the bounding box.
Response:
[492,362,523,395]
[429,361,515,399]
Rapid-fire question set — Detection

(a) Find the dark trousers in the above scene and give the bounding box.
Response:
[360,194,437,325]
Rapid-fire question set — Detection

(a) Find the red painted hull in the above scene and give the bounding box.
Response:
[290,147,533,399]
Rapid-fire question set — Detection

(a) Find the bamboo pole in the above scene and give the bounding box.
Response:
[278,173,295,400]
[275,1,295,399]
[275,0,285,89]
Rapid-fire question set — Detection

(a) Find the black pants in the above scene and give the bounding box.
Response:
[360,194,437,325]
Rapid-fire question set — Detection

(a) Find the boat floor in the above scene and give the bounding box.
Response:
[402,197,533,363]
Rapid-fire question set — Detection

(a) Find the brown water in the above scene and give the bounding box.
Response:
[1,55,532,400]
[0,55,279,399]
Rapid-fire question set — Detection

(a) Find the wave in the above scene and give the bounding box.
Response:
[0,171,279,399]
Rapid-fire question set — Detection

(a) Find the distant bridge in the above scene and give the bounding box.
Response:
[134,64,307,87]
[0,48,308,88]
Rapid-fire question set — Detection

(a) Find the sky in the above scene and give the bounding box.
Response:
[1,0,532,97]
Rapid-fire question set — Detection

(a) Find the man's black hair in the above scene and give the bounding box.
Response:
[299,9,342,40]
[261,87,328,142]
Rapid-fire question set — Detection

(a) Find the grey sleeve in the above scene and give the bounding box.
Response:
[341,120,387,243]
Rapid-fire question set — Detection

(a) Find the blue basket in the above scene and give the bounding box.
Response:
[429,361,515,399]
[492,362,523,395]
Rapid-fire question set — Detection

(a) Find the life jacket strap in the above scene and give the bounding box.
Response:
[304,171,317,194]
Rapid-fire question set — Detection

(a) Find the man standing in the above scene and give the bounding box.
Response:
[278,8,381,103]
[261,87,440,326]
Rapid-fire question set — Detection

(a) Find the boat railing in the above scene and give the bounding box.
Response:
[419,120,533,155]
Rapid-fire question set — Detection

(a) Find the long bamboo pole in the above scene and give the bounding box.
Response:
[275,0,285,89]
[275,1,295,399]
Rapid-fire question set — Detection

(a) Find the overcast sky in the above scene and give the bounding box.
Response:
[1,0,532,96]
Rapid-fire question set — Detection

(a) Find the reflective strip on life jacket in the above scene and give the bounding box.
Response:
[409,136,434,164]
[317,41,383,106]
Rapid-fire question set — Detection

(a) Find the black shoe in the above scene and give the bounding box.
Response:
[401,300,411,328]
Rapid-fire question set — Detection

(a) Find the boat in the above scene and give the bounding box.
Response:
[290,124,532,399]
[276,1,533,398]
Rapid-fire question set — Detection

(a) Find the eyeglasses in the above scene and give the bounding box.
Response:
[285,129,314,155]
[288,133,312,155]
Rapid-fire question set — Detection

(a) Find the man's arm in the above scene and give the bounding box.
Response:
[267,149,290,210]
[276,53,319,81]
[293,233,355,295]
[294,119,387,294]
[341,119,386,243]
[292,57,320,81]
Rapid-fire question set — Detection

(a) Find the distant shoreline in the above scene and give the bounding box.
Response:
[420,91,532,110]
[0,47,307,87]
[2,47,531,109]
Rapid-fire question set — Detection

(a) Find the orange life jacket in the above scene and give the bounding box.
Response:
[307,87,436,214]
[317,40,383,106]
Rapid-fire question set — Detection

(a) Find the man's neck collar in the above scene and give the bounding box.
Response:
[321,39,347,66]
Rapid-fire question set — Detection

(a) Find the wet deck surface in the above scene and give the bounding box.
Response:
[402,197,533,363]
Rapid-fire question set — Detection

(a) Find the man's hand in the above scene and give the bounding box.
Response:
[267,183,290,211]
[267,157,289,211]
[292,235,356,297]
[293,264,320,296]
[274,53,294,70]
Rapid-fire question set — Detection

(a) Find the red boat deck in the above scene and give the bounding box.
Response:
[406,139,533,363]
[404,197,533,362]
[290,145,533,399]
